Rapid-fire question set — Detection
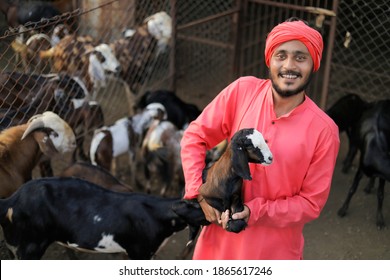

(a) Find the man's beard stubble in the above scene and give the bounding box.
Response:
[269,70,313,98]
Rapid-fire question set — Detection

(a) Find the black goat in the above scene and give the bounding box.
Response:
[0,177,204,259]
[326,93,372,173]
[337,100,390,229]
[135,90,201,129]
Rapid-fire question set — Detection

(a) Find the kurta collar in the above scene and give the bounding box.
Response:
[265,84,309,119]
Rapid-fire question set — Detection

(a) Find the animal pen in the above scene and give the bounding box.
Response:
[0,0,389,157]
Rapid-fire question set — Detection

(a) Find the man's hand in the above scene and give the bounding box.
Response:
[198,195,251,230]
[198,195,222,225]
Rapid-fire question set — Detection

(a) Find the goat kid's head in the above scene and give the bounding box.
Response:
[87,44,121,88]
[131,102,167,135]
[231,128,273,180]
[144,11,172,52]
[22,111,76,156]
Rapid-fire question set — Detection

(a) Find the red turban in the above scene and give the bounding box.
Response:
[264,20,323,72]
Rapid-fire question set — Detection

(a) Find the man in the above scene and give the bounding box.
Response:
[180,18,340,259]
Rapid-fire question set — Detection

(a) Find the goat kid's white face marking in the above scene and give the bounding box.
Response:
[247,130,273,165]
[93,44,121,73]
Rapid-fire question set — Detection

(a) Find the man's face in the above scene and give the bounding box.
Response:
[269,40,314,97]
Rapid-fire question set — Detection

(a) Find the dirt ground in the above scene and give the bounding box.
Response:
[1,132,389,260]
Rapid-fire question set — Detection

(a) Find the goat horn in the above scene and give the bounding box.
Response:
[11,39,28,53]
[21,111,72,140]
[39,47,55,59]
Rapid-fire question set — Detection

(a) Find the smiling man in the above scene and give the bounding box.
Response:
[180,18,340,259]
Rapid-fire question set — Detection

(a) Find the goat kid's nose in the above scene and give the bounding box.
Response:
[115,65,121,73]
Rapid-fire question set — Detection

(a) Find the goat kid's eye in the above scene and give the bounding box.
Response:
[96,52,106,63]
[50,131,59,138]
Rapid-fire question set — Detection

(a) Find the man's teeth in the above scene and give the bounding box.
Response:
[281,74,298,79]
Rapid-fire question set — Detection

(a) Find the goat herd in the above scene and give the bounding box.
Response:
[0,5,389,260]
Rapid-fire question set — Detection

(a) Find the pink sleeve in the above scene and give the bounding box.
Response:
[245,128,340,227]
[180,81,240,199]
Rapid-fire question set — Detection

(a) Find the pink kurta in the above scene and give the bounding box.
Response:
[180,76,340,260]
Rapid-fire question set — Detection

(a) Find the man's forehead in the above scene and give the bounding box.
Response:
[274,40,310,54]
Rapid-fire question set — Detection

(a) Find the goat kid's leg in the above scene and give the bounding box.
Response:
[39,159,54,177]
[338,168,364,217]
[160,162,172,197]
[342,139,358,173]
[376,178,386,230]
[226,195,247,233]
[364,177,376,194]
[112,158,119,178]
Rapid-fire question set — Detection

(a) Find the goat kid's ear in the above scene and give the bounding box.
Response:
[32,131,59,157]
[232,146,252,180]
[88,53,106,86]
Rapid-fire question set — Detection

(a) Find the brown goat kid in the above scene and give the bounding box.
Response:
[199,128,273,233]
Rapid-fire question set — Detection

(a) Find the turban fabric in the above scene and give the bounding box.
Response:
[264,20,323,72]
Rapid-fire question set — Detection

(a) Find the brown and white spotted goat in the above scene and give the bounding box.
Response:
[40,34,121,98]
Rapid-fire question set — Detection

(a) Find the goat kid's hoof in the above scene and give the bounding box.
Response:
[337,207,348,217]
[226,219,247,233]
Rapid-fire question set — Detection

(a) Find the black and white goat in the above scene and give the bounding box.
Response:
[0,111,76,198]
[337,100,390,229]
[199,128,273,233]
[0,177,204,259]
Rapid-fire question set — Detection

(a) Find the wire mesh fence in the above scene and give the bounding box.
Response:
[326,0,390,107]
